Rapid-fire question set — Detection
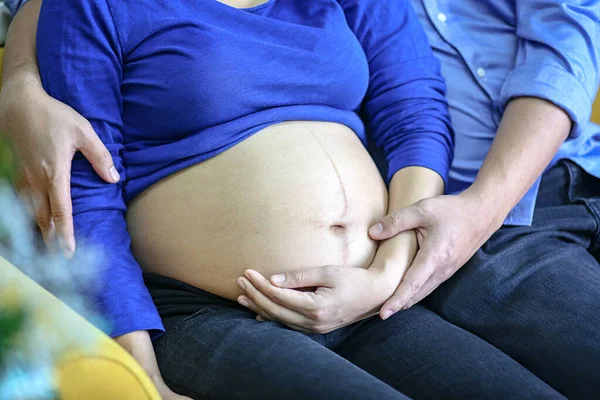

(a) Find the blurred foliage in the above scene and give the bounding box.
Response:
[0,134,17,182]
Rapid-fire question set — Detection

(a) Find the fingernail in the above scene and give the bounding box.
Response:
[109,166,120,182]
[237,278,246,291]
[271,274,285,284]
[238,297,249,307]
[256,316,265,322]
[369,223,383,235]
[381,310,393,320]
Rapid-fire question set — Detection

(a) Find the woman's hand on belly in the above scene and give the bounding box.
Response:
[235,264,402,334]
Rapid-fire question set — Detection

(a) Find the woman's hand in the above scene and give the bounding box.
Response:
[236,266,398,334]
[0,74,118,256]
[114,331,192,400]
[368,191,502,318]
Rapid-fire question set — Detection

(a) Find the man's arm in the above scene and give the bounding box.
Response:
[466,98,570,226]
[1,0,39,88]
[370,0,600,315]
[0,0,117,254]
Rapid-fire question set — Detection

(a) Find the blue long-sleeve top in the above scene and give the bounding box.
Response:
[36,0,453,337]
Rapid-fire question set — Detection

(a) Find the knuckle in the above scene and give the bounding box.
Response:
[408,280,421,294]
[36,217,52,231]
[389,212,404,228]
[416,199,434,216]
[51,208,70,223]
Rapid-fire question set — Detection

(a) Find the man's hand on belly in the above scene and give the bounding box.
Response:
[235,265,399,334]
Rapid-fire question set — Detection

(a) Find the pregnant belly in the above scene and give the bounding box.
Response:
[126,121,388,301]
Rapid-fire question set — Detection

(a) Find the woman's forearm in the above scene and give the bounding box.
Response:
[464,97,571,227]
[370,166,444,276]
[1,0,41,87]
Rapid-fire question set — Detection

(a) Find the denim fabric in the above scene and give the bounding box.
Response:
[426,160,600,399]
[146,274,561,400]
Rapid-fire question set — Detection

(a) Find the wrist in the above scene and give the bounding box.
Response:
[460,186,507,232]
[114,330,161,378]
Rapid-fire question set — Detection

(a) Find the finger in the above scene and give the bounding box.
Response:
[77,123,119,184]
[47,176,76,258]
[237,294,273,321]
[368,204,424,240]
[33,193,56,248]
[244,269,314,312]
[269,265,337,289]
[379,249,436,319]
[405,276,441,309]
[238,277,309,327]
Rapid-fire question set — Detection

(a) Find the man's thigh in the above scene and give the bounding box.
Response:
[153,306,408,400]
[335,305,561,399]
[426,161,600,399]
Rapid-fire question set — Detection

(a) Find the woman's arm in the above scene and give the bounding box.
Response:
[0,0,117,254]
[35,2,187,397]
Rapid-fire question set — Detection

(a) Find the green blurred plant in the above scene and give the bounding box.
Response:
[0,134,17,183]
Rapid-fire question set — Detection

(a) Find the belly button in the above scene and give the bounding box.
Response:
[329,224,346,234]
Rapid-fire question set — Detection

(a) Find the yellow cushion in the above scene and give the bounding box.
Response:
[0,256,161,400]
[593,89,600,124]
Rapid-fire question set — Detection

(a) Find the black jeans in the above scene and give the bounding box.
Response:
[425,160,600,399]
[146,285,558,399]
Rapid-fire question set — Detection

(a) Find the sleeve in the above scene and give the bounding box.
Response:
[338,0,454,184]
[4,0,29,16]
[500,0,600,138]
[37,0,164,337]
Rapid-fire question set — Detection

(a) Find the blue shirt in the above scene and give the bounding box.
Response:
[35,0,453,337]
[412,0,600,225]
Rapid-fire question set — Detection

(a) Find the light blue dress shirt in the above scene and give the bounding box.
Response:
[7,0,600,226]
[412,0,600,225]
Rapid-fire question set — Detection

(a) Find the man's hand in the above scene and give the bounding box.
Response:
[368,191,503,318]
[0,77,118,257]
[236,266,398,334]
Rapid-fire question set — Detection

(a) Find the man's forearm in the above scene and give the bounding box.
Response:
[1,0,41,87]
[465,97,571,226]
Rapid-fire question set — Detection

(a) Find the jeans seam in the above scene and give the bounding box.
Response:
[154,307,212,354]
[565,161,600,252]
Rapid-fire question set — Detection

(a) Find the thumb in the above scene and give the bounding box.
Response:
[270,266,335,289]
[77,123,120,183]
[369,204,424,240]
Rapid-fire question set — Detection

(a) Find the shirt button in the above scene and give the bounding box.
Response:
[437,13,447,23]
[477,67,486,78]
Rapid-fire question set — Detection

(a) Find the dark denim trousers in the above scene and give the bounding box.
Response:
[147,274,559,400]
[147,161,598,400]
[425,160,600,399]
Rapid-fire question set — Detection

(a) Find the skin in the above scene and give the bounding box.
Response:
[237,167,444,331]
[242,97,571,325]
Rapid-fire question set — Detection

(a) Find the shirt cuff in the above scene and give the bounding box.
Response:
[108,311,165,339]
[500,63,593,139]
[387,147,451,189]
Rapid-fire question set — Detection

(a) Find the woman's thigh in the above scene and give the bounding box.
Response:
[153,306,409,400]
[334,305,563,400]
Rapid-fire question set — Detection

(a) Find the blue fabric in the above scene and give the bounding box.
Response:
[3,0,28,15]
[146,273,561,399]
[36,0,453,337]
[413,0,600,225]
[426,160,600,399]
